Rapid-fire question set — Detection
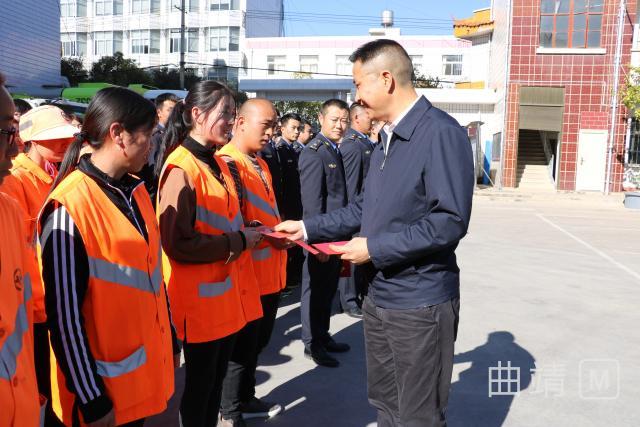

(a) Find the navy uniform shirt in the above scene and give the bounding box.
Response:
[259,139,283,210]
[304,97,474,309]
[340,128,375,202]
[298,133,348,239]
[275,138,303,220]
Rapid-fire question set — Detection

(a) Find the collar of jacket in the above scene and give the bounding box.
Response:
[390,96,432,142]
[78,154,143,196]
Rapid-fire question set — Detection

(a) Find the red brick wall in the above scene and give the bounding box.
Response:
[503,0,635,191]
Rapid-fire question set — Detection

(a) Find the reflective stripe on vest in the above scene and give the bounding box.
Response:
[252,247,272,262]
[0,274,32,380]
[195,206,243,233]
[198,276,233,298]
[88,256,161,294]
[95,345,147,378]
[245,189,280,219]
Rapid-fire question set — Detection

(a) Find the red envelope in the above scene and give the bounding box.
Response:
[312,241,349,256]
[258,228,319,255]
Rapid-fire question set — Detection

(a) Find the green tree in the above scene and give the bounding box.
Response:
[622,65,640,119]
[61,58,88,86]
[90,52,152,86]
[273,101,322,124]
[149,67,203,90]
[413,68,441,89]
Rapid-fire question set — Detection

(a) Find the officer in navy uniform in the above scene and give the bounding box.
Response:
[336,102,375,317]
[259,136,283,210]
[275,113,305,291]
[298,99,351,368]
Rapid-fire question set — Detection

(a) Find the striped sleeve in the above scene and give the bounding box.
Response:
[40,203,113,423]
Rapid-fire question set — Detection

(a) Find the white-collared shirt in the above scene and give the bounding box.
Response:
[382,95,422,155]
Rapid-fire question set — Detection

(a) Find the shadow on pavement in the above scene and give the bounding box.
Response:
[448,331,536,427]
[248,320,375,427]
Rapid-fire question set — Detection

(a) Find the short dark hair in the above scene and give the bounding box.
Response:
[320,99,349,116]
[13,99,32,115]
[280,112,302,126]
[0,73,5,86]
[155,92,180,108]
[349,39,413,86]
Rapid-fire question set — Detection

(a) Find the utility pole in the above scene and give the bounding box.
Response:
[605,0,626,195]
[178,0,186,89]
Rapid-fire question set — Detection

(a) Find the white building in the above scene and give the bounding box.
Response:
[1,1,67,97]
[60,0,283,87]
[239,32,489,101]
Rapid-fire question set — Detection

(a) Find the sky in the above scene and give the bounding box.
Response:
[282,0,492,37]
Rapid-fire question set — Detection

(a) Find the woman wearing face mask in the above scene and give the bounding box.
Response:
[0,104,78,426]
[38,87,178,427]
[155,81,263,427]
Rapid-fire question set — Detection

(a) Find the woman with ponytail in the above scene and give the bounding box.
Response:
[39,87,179,426]
[156,80,263,427]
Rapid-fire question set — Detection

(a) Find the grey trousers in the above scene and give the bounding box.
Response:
[363,296,460,427]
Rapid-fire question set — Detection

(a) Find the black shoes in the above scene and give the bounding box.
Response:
[304,346,339,368]
[345,307,363,319]
[324,338,351,353]
[304,338,351,367]
[240,397,283,420]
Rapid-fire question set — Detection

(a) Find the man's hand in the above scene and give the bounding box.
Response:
[274,220,305,241]
[87,409,115,427]
[330,237,370,265]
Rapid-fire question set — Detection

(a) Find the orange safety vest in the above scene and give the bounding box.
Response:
[218,143,287,295]
[159,145,262,344]
[0,192,40,427]
[41,170,174,426]
[0,153,53,323]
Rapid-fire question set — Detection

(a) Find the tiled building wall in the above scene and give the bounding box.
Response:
[504,0,636,191]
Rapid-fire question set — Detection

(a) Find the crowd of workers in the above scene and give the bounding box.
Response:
[1,39,474,427]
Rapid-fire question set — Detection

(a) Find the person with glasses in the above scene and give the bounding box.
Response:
[155,81,263,427]
[0,72,41,427]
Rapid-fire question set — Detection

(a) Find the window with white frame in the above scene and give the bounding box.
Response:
[132,0,160,13]
[336,55,351,75]
[131,30,160,54]
[267,55,286,75]
[299,55,318,74]
[209,0,239,10]
[209,27,230,51]
[170,29,199,53]
[169,0,199,12]
[61,0,75,17]
[93,31,122,56]
[62,33,87,57]
[229,27,239,51]
[442,55,463,76]
[95,0,122,15]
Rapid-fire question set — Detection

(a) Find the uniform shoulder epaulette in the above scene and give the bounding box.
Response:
[307,140,322,151]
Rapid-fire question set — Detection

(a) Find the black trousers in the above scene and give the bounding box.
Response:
[34,322,65,427]
[338,271,360,311]
[180,334,236,427]
[285,246,305,287]
[300,255,341,348]
[220,292,280,421]
[363,296,460,427]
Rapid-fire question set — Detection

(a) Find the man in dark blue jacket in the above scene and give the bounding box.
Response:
[276,40,474,426]
[298,99,351,368]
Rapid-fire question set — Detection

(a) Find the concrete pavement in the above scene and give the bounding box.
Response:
[148,193,640,427]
